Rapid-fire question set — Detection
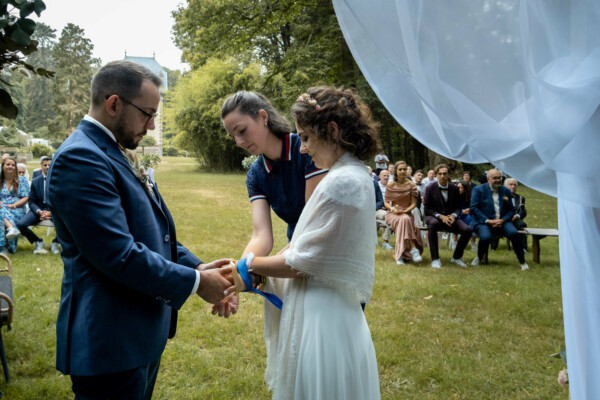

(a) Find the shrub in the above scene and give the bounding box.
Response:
[139,153,161,170]
[242,155,259,170]
[165,146,179,157]
[31,143,53,158]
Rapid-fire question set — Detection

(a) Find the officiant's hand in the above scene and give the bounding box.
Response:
[195,259,234,304]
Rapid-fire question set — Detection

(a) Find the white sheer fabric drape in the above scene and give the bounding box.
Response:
[332,1,600,398]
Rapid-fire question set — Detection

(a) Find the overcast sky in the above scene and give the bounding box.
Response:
[37,0,189,71]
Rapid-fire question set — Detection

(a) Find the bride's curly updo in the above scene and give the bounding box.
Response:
[291,86,379,161]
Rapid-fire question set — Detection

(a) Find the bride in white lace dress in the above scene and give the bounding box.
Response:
[230,87,381,400]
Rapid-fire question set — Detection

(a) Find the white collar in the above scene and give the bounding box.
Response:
[84,115,117,143]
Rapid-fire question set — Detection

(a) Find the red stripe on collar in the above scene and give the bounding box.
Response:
[263,157,272,173]
[286,134,291,161]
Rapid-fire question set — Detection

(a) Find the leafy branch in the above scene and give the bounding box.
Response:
[0,0,54,119]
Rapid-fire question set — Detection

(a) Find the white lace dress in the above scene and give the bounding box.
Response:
[264,153,381,400]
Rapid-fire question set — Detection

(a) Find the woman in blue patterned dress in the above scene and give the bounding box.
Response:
[0,157,30,255]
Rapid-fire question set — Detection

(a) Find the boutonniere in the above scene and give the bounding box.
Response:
[118,144,154,197]
[503,196,509,202]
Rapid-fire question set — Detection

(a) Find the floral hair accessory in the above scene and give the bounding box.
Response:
[297,93,321,110]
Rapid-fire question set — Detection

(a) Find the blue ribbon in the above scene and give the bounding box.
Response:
[237,258,283,310]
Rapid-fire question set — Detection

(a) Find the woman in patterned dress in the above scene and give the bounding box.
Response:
[0,156,29,255]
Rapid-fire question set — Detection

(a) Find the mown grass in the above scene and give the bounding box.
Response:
[0,157,565,399]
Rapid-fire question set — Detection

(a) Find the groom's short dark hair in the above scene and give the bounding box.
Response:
[90,60,162,108]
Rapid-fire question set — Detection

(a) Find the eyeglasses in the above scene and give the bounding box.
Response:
[106,95,158,123]
[121,98,158,123]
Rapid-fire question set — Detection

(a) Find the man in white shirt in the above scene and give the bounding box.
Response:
[421,169,437,187]
[387,164,395,182]
[374,151,390,175]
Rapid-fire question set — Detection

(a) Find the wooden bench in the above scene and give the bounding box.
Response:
[0,253,14,382]
[519,228,559,264]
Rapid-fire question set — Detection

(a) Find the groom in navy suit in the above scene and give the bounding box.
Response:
[47,61,234,399]
[469,169,528,270]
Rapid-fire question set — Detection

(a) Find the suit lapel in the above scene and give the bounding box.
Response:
[78,120,167,219]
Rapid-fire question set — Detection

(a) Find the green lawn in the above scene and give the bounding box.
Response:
[0,157,566,399]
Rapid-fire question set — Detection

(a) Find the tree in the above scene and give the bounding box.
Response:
[172,0,430,170]
[0,119,24,146]
[164,66,181,91]
[160,67,182,145]
[0,0,54,119]
[22,22,57,131]
[51,23,99,138]
[164,58,261,171]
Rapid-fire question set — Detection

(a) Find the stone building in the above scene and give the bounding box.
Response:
[124,54,169,155]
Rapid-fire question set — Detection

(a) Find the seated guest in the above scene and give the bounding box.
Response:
[0,157,29,256]
[16,156,60,254]
[412,169,426,227]
[413,170,426,198]
[504,178,527,251]
[17,157,29,182]
[421,168,436,186]
[376,169,393,249]
[469,169,529,270]
[31,156,51,180]
[367,166,380,181]
[462,171,476,190]
[477,170,488,185]
[387,164,395,181]
[423,164,472,268]
[17,163,30,213]
[451,180,477,251]
[17,161,30,182]
[384,161,423,265]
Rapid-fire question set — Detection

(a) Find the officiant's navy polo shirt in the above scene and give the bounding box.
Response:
[246,133,327,240]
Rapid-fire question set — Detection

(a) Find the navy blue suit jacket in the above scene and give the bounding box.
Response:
[47,120,201,376]
[28,174,47,215]
[373,180,384,210]
[32,168,42,180]
[469,183,515,230]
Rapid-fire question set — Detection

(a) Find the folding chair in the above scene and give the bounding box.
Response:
[0,253,14,382]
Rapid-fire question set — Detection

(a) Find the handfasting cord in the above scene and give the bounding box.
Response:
[237,255,283,310]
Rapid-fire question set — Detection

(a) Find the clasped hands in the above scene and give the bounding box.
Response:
[439,214,456,226]
[194,258,264,318]
[486,219,505,228]
[38,210,52,220]
[390,206,410,215]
